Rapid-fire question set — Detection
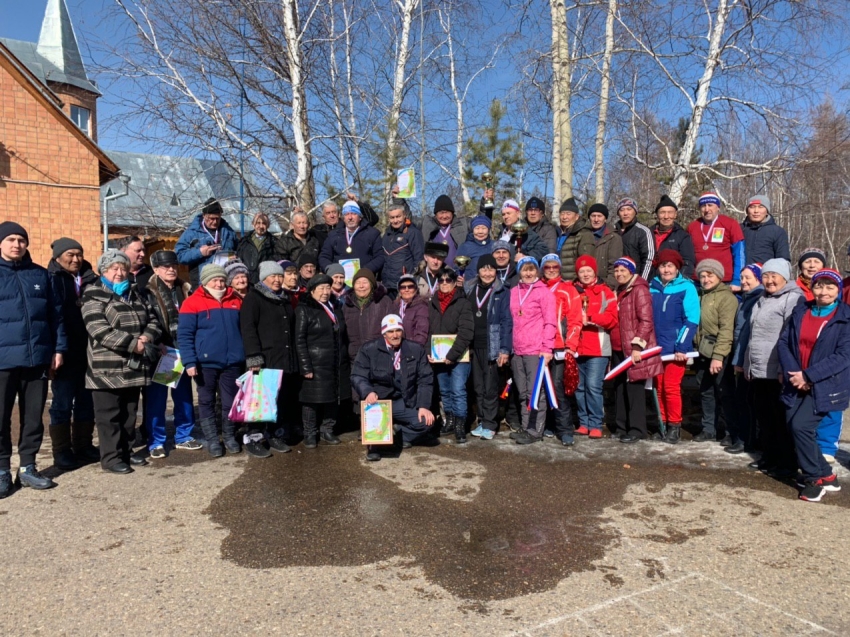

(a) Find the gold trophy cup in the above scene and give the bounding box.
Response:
[482,172,495,211]
[511,219,529,254]
[454,255,471,279]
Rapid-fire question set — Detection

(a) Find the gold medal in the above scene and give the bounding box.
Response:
[346,246,352,254]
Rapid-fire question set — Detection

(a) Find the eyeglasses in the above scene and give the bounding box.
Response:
[438,277,455,284]
[398,284,416,290]
[543,264,560,270]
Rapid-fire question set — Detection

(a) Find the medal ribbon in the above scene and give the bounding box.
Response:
[426,271,439,295]
[517,281,536,313]
[475,285,493,314]
[203,224,220,244]
[345,227,359,250]
[700,216,719,246]
[320,301,336,324]
[438,226,451,243]
[399,300,408,319]
[74,274,82,297]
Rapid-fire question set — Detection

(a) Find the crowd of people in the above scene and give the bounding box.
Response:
[1,189,849,503]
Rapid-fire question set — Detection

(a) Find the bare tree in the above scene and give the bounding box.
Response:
[550,0,574,201]
[592,0,616,203]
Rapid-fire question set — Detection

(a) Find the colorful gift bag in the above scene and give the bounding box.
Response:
[228,369,284,423]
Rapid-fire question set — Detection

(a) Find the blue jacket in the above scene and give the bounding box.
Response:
[177,286,245,370]
[730,285,763,367]
[463,277,513,360]
[0,255,66,370]
[381,224,424,290]
[778,301,850,413]
[741,215,790,265]
[649,274,700,356]
[456,237,494,274]
[319,220,385,275]
[175,214,238,287]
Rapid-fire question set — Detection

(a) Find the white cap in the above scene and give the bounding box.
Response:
[381,314,405,334]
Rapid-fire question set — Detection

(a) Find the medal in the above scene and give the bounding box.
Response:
[442,240,448,245]
[517,281,536,317]
[703,244,709,251]
[474,284,493,318]
[476,311,482,317]
[700,217,719,251]
[345,227,358,254]
[346,246,352,254]
[519,310,523,316]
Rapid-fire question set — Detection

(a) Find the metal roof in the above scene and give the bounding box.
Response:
[36,0,97,93]
[0,37,99,96]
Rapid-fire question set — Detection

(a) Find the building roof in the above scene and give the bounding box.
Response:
[101,151,281,234]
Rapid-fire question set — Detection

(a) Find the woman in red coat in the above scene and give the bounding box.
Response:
[611,257,663,442]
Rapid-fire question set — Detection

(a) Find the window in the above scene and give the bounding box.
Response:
[70,105,90,136]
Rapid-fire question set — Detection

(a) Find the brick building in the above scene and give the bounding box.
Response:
[0,0,118,266]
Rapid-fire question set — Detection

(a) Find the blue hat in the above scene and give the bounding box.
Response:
[698,192,722,208]
[517,256,539,271]
[470,215,492,230]
[743,262,763,281]
[541,253,561,267]
[613,256,637,274]
[342,200,362,216]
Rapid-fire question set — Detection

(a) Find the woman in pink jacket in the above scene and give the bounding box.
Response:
[509,256,556,445]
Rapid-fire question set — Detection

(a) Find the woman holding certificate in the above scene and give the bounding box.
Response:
[427,268,474,443]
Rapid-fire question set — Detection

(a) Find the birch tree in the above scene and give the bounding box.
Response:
[550,0,573,201]
[593,0,616,203]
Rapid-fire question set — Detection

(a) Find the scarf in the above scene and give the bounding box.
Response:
[355,293,372,309]
[437,289,454,314]
[101,276,130,297]
[206,286,226,301]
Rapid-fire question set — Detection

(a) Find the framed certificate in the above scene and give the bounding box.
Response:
[361,400,394,445]
[339,258,360,288]
[430,334,470,363]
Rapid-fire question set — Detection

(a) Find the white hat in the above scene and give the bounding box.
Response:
[381,314,405,334]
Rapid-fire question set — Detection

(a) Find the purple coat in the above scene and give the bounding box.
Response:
[396,294,430,347]
[342,284,394,361]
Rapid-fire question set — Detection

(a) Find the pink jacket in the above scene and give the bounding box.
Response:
[510,279,556,355]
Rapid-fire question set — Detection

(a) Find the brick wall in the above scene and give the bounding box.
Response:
[0,61,103,268]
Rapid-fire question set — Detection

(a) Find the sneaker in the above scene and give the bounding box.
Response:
[175,439,203,451]
[575,426,590,436]
[516,432,540,445]
[0,470,12,499]
[561,434,575,447]
[16,464,56,490]
[509,431,524,440]
[799,481,826,502]
[543,429,555,438]
[588,428,603,439]
[149,446,166,459]
[479,429,495,440]
[268,437,291,453]
[798,474,841,492]
[470,425,485,437]
[244,440,272,458]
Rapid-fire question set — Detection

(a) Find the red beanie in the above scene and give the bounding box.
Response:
[576,254,598,274]
[654,249,684,270]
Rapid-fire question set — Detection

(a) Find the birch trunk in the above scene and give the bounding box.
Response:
[594,0,616,203]
[550,0,573,202]
[440,10,471,205]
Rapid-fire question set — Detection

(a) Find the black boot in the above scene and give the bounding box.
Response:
[663,425,681,445]
[200,417,223,457]
[221,419,241,454]
[71,421,100,464]
[49,423,78,471]
[455,414,467,444]
[440,413,454,436]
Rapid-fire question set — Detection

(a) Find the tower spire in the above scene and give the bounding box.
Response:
[36,0,90,84]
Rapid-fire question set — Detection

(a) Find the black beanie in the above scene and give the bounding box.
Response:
[559,197,580,214]
[297,252,319,268]
[477,254,498,272]
[525,196,545,211]
[0,221,28,243]
[202,197,223,216]
[434,194,455,215]
[655,195,678,213]
[51,237,83,259]
[588,203,609,219]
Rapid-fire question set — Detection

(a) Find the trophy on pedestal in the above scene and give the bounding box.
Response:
[511,219,529,254]
[482,172,495,212]
[454,255,471,279]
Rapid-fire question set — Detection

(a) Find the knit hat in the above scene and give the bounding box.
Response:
[424,242,449,258]
[470,215,492,230]
[798,247,827,268]
[278,259,296,272]
[325,263,345,278]
[342,200,361,217]
[540,253,561,267]
[491,240,516,260]
[477,254,498,271]
[559,197,580,214]
[655,195,678,213]
[588,203,609,219]
[613,256,637,274]
[398,273,417,287]
[698,192,721,207]
[812,268,843,290]
[575,254,598,274]
[517,256,539,272]
[433,195,455,215]
[150,249,178,268]
[501,199,521,214]
[200,263,227,286]
[225,260,249,285]
[352,268,377,289]
[97,249,130,273]
[654,249,684,270]
[381,314,404,334]
[747,194,771,213]
[696,258,725,280]
[306,273,332,291]
[297,252,318,268]
[743,262,763,281]
[616,198,638,214]
[202,197,223,216]
[51,237,83,259]
[761,258,791,282]
[525,196,545,211]
[258,261,284,282]
[0,221,28,243]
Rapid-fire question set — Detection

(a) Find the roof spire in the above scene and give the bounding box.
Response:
[36,0,90,84]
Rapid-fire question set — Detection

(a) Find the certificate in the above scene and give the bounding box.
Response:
[339,258,360,288]
[430,334,470,363]
[396,167,416,198]
[361,400,394,445]
[152,347,184,388]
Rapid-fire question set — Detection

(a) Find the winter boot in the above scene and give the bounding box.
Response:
[221,419,241,454]
[71,421,101,464]
[49,423,79,471]
[440,413,455,436]
[200,417,224,457]
[455,414,468,444]
[663,424,681,445]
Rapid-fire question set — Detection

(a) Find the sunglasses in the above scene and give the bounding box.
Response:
[543,264,560,270]
[438,277,455,283]
[399,284,416,290]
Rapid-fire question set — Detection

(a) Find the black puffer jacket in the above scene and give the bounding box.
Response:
[649,222,696,281]
[295,295,351,403]
[558,218,595,281]
[240,283,297,374]
[48,259,97,375]
[428,289,475,363]
[236,232,278,284]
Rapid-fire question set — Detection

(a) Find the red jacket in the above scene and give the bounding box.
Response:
[566,279,618,357]
[545,277,582,351]
[612,276,663,381]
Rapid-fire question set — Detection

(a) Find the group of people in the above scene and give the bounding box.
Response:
[1,187,848,503]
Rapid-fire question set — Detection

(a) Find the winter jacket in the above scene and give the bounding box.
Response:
[456,237,494,274]
[796,276,814,302]
[319,221,385,275]
[81,279,161,389]
[527,218,558,253]
[558,218,595,281]
[174,214,238,287]
[396,294,430,347]
[0,255,66,371]
[177,286,244,370]
[650,274,701,356]
[428,288,475,363]
[496,224,547,262]
[744,281,803,379]
[612,276,663,382]
[239,283,297,374]
[415,267,441,300]
[649,223,695,280]
[509,279,556,356]
[295,294,350,403]
[586,226,623,289]
[143,274,191,348]
[314,220,343,252]
[381,224,425,291]
[568,279,618,357]
[544,278,582,352]
[778,301,850,412]
[420,214,468,264]
[696,282,738,362]
[730,285,763,367]
[48,259,96,375]
[128,264,153,290]
[275,229,320,265]
[497,264,520,289]
[236,232,278,284]
[351,337,433,410]
[741,215,790,265]
[463,277,513,360]
[615,219,655,280]
[342,285,394,360]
